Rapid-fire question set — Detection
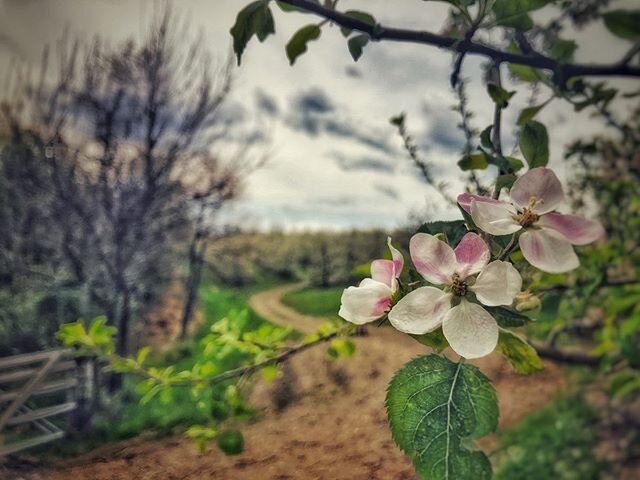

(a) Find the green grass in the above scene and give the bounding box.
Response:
[494,395,606,480]
[281,286,343,317]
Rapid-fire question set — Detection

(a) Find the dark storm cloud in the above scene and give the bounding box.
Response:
[254,88,279,117]
[286,87,393,154]
[331,151,395,174]
[293,87,334,114]
[427,120,464,151]
[375,185,399,200]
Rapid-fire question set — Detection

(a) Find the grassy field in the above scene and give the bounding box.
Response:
[494,395,605,479]
[281,286,343,317]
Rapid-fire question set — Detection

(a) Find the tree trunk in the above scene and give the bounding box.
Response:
[180,234,206,339]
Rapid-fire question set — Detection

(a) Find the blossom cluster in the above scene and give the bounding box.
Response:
[339,168,604,359]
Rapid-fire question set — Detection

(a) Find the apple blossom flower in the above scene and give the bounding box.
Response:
[458,167,605,274]
[388,232,521,359]
[339,238,404,325]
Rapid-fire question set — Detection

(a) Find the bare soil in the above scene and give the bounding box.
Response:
[10,285,567,480]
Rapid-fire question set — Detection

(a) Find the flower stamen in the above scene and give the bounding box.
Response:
[449,274,467,297]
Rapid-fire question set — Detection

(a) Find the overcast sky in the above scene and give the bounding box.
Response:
[0,0,636,231]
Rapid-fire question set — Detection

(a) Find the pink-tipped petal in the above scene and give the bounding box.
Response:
[471,261,522,306]
[388,287,452,335]
[387,237,405,277]
[442,299,499,359]
[519,228,579,273]
[539,213,605,245]
[511,167,565,214]
[457,193,503,215]
[470,199,521,236]
[370,259,395,288]
[454,232,490,278]
[338,278,393,325]
[410,233,457,285]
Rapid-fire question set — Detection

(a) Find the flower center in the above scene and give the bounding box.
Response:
[449,274,467,297]
[515,197,541,228]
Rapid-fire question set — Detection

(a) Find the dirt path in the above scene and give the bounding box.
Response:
[16,284,566,480]
[248,282,321,334]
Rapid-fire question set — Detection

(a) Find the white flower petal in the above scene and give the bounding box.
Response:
[538,213,605,245]
[519,228,579,273]
[470,199,522,236]
[387,237,405,277]
[510,167,565,214]
[409,233,457,285]
[457,193,503,215]
[388,287,452,335]
[338,278,393,325]
[470,261,522,306]
[371,259,395,288]
[454,232,490,279]
[442,300,499,359]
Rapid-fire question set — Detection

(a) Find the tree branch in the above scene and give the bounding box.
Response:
[277,0,640,82]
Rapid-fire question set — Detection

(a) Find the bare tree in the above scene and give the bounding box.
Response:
[1,10,253,359]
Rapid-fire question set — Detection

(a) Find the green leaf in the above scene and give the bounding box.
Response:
[549,39,577,64]
[348,34,369,61]
[458,152,489,171]
[261,364,279,381]
[508,63,541,82]
[485,306,531,327]
[418,220,468,247]
[495,173,517,191]
[493,0,551,30]
[603,10,640,40]
[496,329,543,374]
[217,430,244,455]
[330,338,357,357]
[340,10,376,37]
[410,328,449,353]
[286,24,321,65]
[276,0,319,12]
[506,156,524,172]
[609,370,640,400]
[480,125,493,150]
[386,355,498,480]
[136,346,151,365]
[230,0,275,65]
[487,83,516,108]
[519,121,549,168]
[517,103,547,125]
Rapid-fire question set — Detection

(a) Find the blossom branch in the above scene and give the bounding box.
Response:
[277,0,640,83]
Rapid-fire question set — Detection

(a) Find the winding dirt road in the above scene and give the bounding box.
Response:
[14,283,566,480]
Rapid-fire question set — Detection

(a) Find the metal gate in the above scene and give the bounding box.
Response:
[0,349,78,456]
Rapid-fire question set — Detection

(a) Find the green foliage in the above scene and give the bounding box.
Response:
[494,396,606,480]
[410,328,449,353]
[340,10,376,37]
[496,329,543,374]
[519,121,549,168]
[485,306,532,328]
[348,34,369,61]
[286,24,322,65]
[418,220,468,247]
[603,10,640,41]
[185,424,218,453]
[492,0,551,30]
[217,430,245,455]
[609,369,640,400]
[549,39,578,64]
[517,101,549,125]
[386,355,498,480]
[276,0,319,13]
[57,317,116,354]
[327,338,356,359]
[230,0,275,65]
[487,83,516,108]
[458,152,489,171]
[508,64,542,83]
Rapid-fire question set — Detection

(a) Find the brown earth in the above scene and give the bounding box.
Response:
[10,285,567,480]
